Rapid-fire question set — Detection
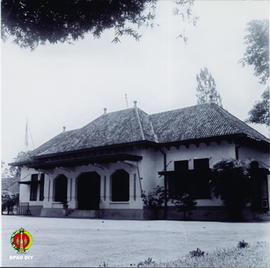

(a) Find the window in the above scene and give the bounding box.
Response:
[111,170,129,201]
[39,173,45,201]
[168,173,189,198]
[194,158,209,170]
[191,158,210,199]
[174,160,189,171]
[169,161,189,198]
[30,174,38,201]
[54,175,68,202]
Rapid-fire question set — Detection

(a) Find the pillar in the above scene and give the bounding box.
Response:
[69,177,77,209]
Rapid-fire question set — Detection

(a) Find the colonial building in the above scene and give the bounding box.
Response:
[11,103,270,220]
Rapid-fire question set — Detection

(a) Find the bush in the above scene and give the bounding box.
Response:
[189,248,205,258]
[142,186,165,209]
[238,240,249,249]
[137,257,156,267]
[171,193,197,220]
[99,261,108,267]
[211,159,251,220]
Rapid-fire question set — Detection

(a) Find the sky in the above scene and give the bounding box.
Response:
[1,0,269,163]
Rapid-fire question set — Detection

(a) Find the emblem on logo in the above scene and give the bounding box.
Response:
[10,228,33,253]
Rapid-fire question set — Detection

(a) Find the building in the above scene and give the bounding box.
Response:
[11,103,270,220]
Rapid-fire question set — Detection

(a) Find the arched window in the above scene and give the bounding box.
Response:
[54,175,68,202]
[111,169,129,201]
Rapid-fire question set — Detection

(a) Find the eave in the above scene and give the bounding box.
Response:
[11,153,142,169]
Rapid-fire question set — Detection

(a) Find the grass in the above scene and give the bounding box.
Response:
[138,241,270,267]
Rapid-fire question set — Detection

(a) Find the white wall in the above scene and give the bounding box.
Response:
[238,144,269,164]
[164,141,236,170]
[19,167,44,206]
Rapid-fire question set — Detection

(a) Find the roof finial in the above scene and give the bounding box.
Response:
[62,126,66,132]
[133,100,137,108]
[209,94,214,103]
[103,108,107,115]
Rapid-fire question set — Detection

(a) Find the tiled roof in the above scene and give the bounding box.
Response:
[30,108,156,157]
[150,103,269,143]
[21,103,269,159]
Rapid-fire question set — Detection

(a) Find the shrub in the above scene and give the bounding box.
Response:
[238,240,249,248]
[189,248,205,257]
[137,257,156,267]
[142,186,165,209]
[99,261,108,267]
[211,159,251,220]
[171,193,197,220]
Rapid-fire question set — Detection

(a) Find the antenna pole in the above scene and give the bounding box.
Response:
[125,93,129,108]
[25,118,29,150]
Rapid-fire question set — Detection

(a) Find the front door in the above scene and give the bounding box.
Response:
[77,172,100,210]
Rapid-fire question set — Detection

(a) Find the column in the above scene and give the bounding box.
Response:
[49,176,54,204]
[43,174,50,208]
[67,177,72,203]
[69,177,77,209]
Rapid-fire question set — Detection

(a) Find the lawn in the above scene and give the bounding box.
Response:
[1,216,270,267]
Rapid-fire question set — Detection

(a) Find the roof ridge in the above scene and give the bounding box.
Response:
[150,103,209,117]
[137,108,159,143]
[134,107,145,140]
[149,118,159,143]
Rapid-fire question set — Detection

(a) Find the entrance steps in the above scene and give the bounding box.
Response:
[67,209,100,218]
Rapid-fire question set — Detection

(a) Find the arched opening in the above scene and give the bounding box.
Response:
[111,169,129,201]
[77,172,100,210]
[54,175,68,202]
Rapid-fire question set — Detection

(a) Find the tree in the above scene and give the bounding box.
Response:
[1,151,31,179]
[1,0,196,49]
[241,20,269,85]
[247,88,270,126]
[196,67,223,106]
[211,159,251,221]
[241,20,269,126]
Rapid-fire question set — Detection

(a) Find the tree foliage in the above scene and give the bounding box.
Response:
[196,67,223,107]
[1,151,30,179]
[1,0,196,49]
[211,159,251,220]
[247,88,270,126]
[241,20,269,126]
[241,20,269,85]
[1,0,156,49]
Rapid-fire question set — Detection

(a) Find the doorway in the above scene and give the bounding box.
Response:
[77,172,100,210]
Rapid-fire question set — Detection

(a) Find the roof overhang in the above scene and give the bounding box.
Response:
[12,153,142,169]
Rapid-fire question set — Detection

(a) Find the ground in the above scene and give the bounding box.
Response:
[1,216,270,267]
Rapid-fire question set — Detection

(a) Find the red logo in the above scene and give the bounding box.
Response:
[10,228,33,252]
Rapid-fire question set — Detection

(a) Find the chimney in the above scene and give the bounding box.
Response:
[103,108,107,115]
[62,126,66,132]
